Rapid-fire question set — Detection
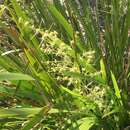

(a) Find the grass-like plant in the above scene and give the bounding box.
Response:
[0,0,130,130]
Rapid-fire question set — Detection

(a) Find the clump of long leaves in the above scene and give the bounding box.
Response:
[0,0,130,130]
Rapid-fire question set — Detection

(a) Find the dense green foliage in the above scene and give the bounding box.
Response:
[0,0,130,129]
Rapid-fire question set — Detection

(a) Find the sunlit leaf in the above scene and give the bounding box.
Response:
[111,71,121,99]
[0,72,34,81]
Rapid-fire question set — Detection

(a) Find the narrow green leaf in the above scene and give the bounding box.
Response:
[0,72,34,81]
[0,108,42,118]
[11,0,28,20]
[79,117,96,130]
[111,71,121,99]
[100,59,107,83]
[61,86,83,98]
[48,5,73,38]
